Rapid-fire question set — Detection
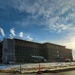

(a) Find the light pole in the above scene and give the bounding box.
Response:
[20,63,22,73]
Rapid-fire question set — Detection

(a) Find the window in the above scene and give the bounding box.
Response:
[57,55,59,57]
[57,50,59,53]
[56,47,58,49]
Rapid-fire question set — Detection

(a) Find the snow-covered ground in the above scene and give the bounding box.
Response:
[0,65,15,69]
[0,62,75,74]
[0,62,75,69]
[0,65,8,69]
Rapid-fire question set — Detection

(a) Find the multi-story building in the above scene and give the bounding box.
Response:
[14,38,42,63]
[0,38,73,64]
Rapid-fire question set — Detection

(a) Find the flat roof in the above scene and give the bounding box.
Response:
[66,48,72,51]
[43,42,66,47]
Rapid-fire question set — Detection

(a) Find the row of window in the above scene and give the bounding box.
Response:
[15,53,39,56]
[15,46,40,51]
[16,41,41,48]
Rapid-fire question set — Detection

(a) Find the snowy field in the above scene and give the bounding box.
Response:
[0,62,75,69]
[0,62,75,73]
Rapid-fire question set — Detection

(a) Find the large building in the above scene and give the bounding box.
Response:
[0,38,73,64]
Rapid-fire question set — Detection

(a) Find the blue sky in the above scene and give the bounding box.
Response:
[0,0,75,60]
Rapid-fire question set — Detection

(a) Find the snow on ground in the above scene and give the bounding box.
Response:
[0,62,75,69]
[0,62,75,74]
[0,65,8,69]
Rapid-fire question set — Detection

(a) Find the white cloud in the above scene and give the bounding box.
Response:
[10,28,16,38]
[9,34,13,39]
[10,28,16,36]
[19,32,33,41]
[10,0,75,33]
[0,28,5,36]
[47,23,72,33]
[26,35,33,41]
[19,32,23,38]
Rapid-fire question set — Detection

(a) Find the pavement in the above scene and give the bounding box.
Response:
[0,70,75,75]
[0,73,54,75]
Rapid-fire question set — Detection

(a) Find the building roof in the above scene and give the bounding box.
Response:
[13,38,42,45]
[43,42,66,47]
[66,48,72,51]
[3,38,67,48]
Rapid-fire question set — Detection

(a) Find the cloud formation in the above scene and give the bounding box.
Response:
[26,35,33,41]
[8,0,74,33]
[1,0,75,33]
[10,28,16,38]
[0,28,5,36]
[19,32,33,41]
[19,32,23,38]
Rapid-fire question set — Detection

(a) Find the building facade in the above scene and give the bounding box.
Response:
[2,38,15,64]
[0,38,73,64]
[14,38,42,63]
